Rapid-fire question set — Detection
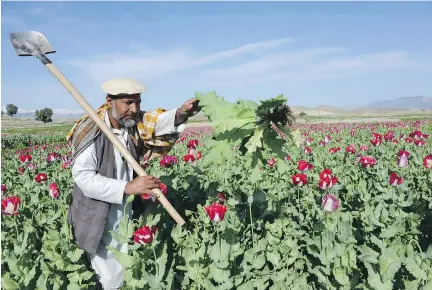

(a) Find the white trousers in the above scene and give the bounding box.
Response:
[87,245,125,290]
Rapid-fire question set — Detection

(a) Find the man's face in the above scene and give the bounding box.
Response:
[107,94,141,128]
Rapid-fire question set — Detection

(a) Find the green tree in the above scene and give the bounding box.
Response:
[299,112,307,117]
[35,107,53,123]
[6,104,18,117]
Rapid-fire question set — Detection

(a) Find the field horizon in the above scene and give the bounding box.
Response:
[2,101,432,135]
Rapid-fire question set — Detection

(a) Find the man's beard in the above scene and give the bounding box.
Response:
[112,105,137,128]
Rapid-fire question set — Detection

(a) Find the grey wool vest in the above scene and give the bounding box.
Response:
[67,131,143,255]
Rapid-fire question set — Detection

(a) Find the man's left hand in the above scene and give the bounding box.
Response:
[175,98,201,125]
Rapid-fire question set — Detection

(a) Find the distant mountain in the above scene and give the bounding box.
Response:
[363,96,432,110]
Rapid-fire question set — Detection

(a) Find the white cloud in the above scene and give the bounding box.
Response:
[191,37,293,66]
[66,37,293,83]
[202,50,424,86]
[66,37,429,88]
[200,47,346,83]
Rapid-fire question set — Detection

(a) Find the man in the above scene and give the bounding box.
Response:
[66,78,200,289]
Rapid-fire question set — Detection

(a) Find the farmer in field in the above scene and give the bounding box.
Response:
[65,78,200,289]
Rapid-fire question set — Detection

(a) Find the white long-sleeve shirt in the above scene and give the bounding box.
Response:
[72,109,185,204]
[71,109,185,289]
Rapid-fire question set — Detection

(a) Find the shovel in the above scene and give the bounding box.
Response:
[9,31,186,226]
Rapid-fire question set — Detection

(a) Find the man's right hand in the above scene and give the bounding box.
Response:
[124,175,160,196]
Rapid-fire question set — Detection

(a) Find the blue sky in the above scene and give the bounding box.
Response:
[2,1,432,112]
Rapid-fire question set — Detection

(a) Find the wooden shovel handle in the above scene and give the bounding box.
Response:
[44,63,186,226]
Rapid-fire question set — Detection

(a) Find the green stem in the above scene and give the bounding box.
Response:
[31,209,36,225]
[122,197,132,236]
[52,197,56,213]
[14,222,20,240]
[123,201,128,221]
[297,188,301,221]
[62,206,68,239]
[217,224,221,262]
[152,247,159,277]
[250,198,257,290]
[249,203,255,253]
[325,215,330,249]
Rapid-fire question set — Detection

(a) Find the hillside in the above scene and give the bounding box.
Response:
[363,96,432,110]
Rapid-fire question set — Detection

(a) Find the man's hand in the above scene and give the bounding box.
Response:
[175,98,201,125]
[124,175,161,196]
[180,98,201,117]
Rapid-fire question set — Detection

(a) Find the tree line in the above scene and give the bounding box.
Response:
[2,104,53,123]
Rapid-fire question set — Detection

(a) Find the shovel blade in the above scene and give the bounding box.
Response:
[9,31,55,57]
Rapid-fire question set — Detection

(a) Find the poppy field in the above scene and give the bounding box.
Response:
[1,117,432,289]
